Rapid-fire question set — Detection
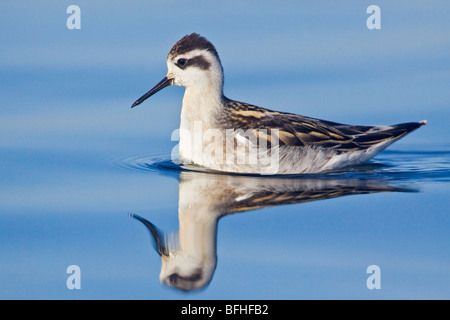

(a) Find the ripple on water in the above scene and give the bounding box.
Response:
[111,148,450,182]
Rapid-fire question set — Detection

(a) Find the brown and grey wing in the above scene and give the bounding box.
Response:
[224,100,425,152]
[258,115,426,152]
[247,114,364,151]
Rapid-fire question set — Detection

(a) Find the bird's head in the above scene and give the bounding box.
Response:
[132,33,224,108]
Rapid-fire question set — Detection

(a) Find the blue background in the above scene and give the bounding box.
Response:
[0,1,449,299]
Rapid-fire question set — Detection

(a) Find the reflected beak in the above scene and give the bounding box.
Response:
[131,76,174,108]
[130,214,169,257]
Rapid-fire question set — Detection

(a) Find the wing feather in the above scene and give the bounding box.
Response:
[223,99,425,152]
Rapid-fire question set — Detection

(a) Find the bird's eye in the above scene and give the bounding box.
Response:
[177,58,187,67]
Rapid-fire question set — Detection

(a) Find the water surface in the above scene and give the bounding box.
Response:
[1,1,449,299]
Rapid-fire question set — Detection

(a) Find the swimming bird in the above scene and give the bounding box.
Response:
[131,33,426,174]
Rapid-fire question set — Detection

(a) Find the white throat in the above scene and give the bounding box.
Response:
[177,63,224,164]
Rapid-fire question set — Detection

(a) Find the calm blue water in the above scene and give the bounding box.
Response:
[1,1,449,299]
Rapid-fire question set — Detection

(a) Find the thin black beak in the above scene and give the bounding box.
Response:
[131,76,173,108]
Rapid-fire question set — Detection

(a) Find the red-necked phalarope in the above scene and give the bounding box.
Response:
[131,33,426,174]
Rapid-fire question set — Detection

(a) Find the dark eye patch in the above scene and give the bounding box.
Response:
[176,55,211,70]
[188,55,211,70]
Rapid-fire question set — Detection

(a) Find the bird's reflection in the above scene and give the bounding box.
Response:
[131,169,413,292]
